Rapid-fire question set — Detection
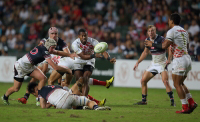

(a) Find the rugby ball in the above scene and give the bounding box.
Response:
[94,42,108,53]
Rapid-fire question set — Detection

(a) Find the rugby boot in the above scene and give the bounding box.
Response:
[106,77,114,88]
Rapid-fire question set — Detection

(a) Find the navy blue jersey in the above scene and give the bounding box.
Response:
[146,35,166,55]
[38,85,63,100]
[41,37,67,51]
[26,45,51,65]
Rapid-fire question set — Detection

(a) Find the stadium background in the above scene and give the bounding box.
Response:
[0,0,200,82]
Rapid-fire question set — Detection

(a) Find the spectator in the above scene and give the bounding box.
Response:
[14,34,25,51]
[0,35,9,56]
[95,0,105,11]
[188,20,200,37]
[7,34,16,50]
[128,26,139,41]
[5,26,16,36]
[133,15,145,32]
[123,39,138,59]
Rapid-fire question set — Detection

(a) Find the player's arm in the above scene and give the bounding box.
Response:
[133,47,149,71]
[76,52,102,60]
[144,39,172,49]
[40,97,52,108]
[52,50,77,59]
[42,63,48,74]
[46,58,72,75]
[102,51,116,63]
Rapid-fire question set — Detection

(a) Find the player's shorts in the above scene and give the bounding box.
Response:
[56,93,90,109]
[57,57,75,70]
[146,62,167,75]
[73,57,95,72]
[172,55,191,76]
[14,61,36,82]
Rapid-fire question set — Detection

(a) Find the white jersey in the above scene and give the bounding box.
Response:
[166,26,189,58]
[48,89,69,106]
[71,37,99,68]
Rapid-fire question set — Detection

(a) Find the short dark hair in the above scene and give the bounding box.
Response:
[27,82,38,93]
[170,13,181,25]
[78,29,87,35]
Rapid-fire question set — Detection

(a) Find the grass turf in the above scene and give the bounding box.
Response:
[0,82,199,122]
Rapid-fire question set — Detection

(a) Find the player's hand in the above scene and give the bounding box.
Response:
[109,58,116,64]
[95,53,102,58]
[133,62,139,71]
[144,40,153,47]
[166,60,171,65]
[70,53,78,59]
[38,42,43,46]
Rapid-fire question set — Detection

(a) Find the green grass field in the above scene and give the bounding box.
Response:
[0,82,199,122]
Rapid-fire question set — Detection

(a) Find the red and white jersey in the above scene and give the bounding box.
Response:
[71,37,99,56]
[166,26,189,58]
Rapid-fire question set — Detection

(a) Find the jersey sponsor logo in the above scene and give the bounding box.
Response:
[177,30,186,32]
[30,47,38,55]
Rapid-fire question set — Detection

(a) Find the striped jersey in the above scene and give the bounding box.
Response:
[166,26,189,58]
[146,35,167,64]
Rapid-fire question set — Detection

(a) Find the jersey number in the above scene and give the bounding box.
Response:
[30,47,38,55]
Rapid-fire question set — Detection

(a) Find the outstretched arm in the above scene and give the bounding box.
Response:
[133,47,149,70]
[102,51,116,64]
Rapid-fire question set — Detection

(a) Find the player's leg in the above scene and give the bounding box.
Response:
[48,70,63,85]
[134,71,154,105]
[2,79,23,105]
[182,79,197,112]
[88,77,114,88]
[87,94,106,106]
[18,65,43,104]
[29,67,47,90]
[61,73,73,87]
[161,71,175,106]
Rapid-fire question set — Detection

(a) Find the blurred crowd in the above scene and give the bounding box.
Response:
[0,0,200,61]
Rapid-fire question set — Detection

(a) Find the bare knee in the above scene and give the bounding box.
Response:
[140,79,147,86]
[162,80,169,85]
[13,87,20,92]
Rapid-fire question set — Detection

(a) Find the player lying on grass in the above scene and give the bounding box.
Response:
[1,39,72,105]
[27,77,111,110]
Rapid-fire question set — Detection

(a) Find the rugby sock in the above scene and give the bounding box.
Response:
[24,93,30,100]
[93,79,106,86]
[87,95,100,104]
[167,91,174,103]
[3,94,8,100]
[180,99,188,104]
[185,93,195,105]
[142,94,147,103]
[93,105,99,110]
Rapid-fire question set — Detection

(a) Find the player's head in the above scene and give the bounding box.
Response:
[78,29,88,45]
[147,25,156,39]
[48,27,58,41]
[44,38,57,52]
[27,82,38,97]
[168,13,181,28]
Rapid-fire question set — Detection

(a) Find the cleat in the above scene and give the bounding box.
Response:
[1,96,10,105]
[106,77,114,88]
[83,106,91,110]
[98,98,106,106]
[176,108,191,114]
[134,101,147,105]
[189,102,198,112]
[95,106,111,110]
[171,102,176,107]
[18,97,27,104]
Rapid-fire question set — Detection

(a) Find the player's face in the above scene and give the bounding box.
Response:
[48,45,56,53]
[49,32,58,41]
[78,32,88,45]
[32,86,38,97]
[147,27,156,39]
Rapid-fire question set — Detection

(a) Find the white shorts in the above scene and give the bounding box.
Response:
[146,62,167,75]
[172,55,191,76]
[56,93,90,109]
[57,57,75,70]
[14,61,36,81]
[73,57,95,70]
